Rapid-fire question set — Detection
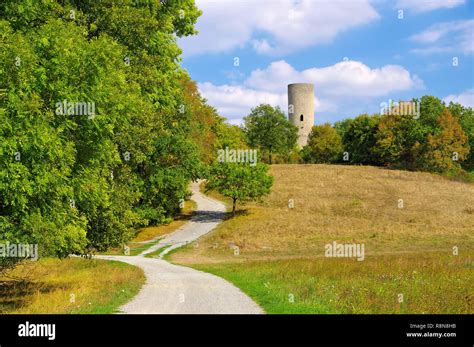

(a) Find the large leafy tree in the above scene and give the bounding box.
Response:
[341,114,381,165]
[0,0,203,267]
[417,109,469,173]
[373,114,418,168]
[243,104,298,164]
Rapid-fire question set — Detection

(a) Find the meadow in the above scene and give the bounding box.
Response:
[170,164,474,313]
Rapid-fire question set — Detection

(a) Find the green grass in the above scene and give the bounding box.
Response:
[128,239,162,256]
[192,252,473,314]
[144,245,172,258]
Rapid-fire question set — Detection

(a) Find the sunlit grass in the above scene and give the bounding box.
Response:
[0,257,145,314]
[171,164,474,313]
[194,252,473,314]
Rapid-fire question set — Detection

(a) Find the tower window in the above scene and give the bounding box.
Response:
[300,114,304,122]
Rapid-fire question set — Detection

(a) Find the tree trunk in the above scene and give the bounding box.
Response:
[269,148,273,165]
[232,198,237,216]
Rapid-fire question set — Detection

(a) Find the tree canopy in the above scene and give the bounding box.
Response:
[302,123,343,163]
[0,0,207,268]
[243,104,298,164]
[207,162,273,216]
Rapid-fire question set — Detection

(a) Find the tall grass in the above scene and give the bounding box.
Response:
[171,165,474,313]
[0,258,145,314]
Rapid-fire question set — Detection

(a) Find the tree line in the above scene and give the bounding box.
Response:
[241,97,473,179]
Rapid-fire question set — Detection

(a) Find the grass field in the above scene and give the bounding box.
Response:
[170,164,474,313]
[0,257,145,314]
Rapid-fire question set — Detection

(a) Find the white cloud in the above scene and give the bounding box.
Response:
[198,60,423,123]
[198,82,287,121]
[443,89,474,107]
[410,20,474,55]
[180,0,379,56]
[395,0,465,12]
[245,60,424,97]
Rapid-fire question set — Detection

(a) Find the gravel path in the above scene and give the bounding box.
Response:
[139,181,227,258]
[96,181,263,314]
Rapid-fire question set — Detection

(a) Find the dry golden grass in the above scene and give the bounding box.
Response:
[170,164,473,313]
[0,257,145,314]
[172,165,474,264]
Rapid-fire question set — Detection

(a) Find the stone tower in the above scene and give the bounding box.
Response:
[288,83,314,147]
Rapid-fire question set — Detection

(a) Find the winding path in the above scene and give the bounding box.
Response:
[96,182,263,314]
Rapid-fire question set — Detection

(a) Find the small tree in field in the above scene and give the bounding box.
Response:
[206,162,273,216]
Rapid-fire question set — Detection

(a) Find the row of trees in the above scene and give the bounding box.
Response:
[306,96,472,174]
[240,97,473,176]
[0,0,247,271]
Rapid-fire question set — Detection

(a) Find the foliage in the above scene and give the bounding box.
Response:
[340,114,381,165]
[206,162,273,215]
[447,102,474,171]
[302,123,343,163]
[243,104,298,164]
[417,109,469,173]
[0,0,203,269]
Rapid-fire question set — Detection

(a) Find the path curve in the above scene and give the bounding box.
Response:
[96,181,263,314]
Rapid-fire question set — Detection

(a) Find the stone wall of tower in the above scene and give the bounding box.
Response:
[288,83,315,147]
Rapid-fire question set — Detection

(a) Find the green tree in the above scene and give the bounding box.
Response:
[417,109,469,173]
[207,162,273,216]
[334,118,353,138]
[214,123,248,151]
[341,114,380,165]
[178,74,223,164]
[302,123,343,163]
[447,102,474,171]
[243,104,298,164]
[374,96,472,172]
[0,0,203,267]
[374,114,418,168]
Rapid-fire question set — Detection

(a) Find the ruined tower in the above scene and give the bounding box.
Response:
[288,83,314,147]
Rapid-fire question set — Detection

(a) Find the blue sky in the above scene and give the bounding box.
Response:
[178,0,474,125]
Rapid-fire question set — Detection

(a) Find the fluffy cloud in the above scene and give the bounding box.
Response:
[443,89,474,107]
[198,60,423,124]
[198,82,287,122]
[410,20,474,55]
[245,60,424,97]
[179,0,379,56]
[395,0,465,12]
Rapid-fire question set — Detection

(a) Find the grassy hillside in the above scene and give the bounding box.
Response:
[170,164,474,313]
